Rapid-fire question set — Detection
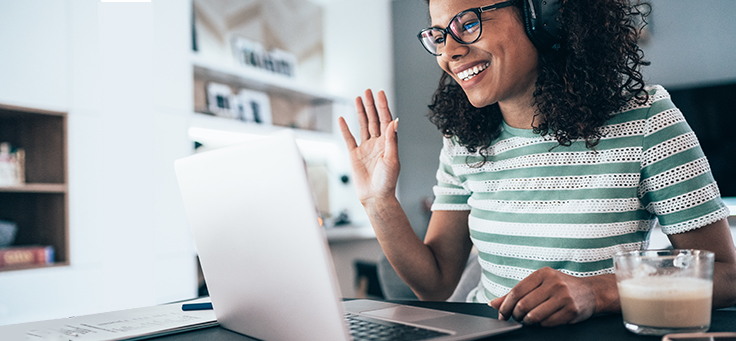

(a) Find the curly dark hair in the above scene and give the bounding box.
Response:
[427,0,651,154]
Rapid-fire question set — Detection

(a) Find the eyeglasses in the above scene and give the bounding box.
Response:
[417,0,516,56]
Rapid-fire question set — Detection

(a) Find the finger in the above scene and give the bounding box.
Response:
[363,89,381,138]
[338,116,358,150]
[354,96,370,142]
[497,274,544,322]
[519,297,558,326]
[537,305,575,327]
[376,90,393,135]
[510,283,550,322]
[384,118,399,162]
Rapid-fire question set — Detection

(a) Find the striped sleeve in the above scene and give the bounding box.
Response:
[638,86,730,234]
[432,137,472,211]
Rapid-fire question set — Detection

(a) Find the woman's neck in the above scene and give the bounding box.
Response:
[498,90,541,129]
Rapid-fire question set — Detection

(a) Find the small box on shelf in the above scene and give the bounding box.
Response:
[0,219,17,247]
[0,142,25,186]
[203,82,274,126]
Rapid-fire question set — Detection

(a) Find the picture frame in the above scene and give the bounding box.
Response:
[206,82,239,118]
[231,36,297,78]
[236,89,272,125]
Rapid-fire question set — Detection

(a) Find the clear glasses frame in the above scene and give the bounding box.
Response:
[417,0,516,56]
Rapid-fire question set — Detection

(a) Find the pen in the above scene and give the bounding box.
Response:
[182,302,213,311]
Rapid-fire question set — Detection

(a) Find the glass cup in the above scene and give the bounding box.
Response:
[613,249,714,336]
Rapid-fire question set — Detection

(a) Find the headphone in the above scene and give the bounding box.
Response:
[521,0,562,50]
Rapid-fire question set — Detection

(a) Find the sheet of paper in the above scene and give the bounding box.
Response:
[1,298,217,341]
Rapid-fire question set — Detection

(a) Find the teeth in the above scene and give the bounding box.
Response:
[457,62,489,81]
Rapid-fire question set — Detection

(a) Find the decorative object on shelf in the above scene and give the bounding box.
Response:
[333,209,351,227]
[0,245,54,269]
[231,36,297,78]
[0,220,17,247]
[206,82,238,118]
[236,88,272,125]
[0,142,25,186]
[307,163,330,219]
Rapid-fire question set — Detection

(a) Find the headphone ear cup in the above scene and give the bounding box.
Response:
[521,0,562,50]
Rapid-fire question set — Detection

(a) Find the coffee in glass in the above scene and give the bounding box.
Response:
[613,249,714,336]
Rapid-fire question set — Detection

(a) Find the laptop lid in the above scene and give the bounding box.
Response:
[175,132,350,341]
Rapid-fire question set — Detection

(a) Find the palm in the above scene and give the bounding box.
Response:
[348,134,399,202]
[338,89,400,204]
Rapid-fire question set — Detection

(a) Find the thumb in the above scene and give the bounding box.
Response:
[489,296,505,309]
[384,118,399,161]
[488,296,508,320]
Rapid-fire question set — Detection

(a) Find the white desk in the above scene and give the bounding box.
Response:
[1,298,216,340]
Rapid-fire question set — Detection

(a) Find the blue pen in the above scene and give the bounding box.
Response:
[182,302,213,311]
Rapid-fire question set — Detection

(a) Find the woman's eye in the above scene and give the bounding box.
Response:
[463,21,480,33]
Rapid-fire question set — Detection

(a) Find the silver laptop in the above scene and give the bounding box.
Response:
[174,131,521,341]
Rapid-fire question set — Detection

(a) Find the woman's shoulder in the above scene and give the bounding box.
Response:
[441,135,464,155]
[609,84,676,123]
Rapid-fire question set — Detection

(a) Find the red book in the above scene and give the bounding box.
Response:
[0,246,54,268]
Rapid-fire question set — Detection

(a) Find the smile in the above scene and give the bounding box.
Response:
[457,62,490,82]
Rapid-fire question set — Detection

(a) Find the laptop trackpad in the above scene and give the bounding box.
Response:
[361,306,455,322]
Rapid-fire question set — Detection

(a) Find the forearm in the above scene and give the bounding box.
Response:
[363,197,459,300]
[713,261,736,308]
[667,218,736,309]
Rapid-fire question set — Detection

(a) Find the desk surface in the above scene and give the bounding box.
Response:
[149,300,736,341]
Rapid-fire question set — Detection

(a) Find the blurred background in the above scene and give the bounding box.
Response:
[0,0,734,327]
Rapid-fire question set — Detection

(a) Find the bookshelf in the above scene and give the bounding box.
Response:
[189,54,372,241]
[0,104,68,271]
[191,55,341,140]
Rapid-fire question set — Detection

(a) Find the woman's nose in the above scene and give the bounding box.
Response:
[440,36,469,61]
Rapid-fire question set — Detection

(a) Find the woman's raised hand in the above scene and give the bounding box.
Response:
[338,89,399,205]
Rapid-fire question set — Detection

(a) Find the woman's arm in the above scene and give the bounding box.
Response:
[489,267,620,327]
[366,202,473,301]
[490,217,736,326]
[338,89,473,301]
[668,217,736,308]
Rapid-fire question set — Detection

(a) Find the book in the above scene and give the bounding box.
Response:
[0,245,54,268]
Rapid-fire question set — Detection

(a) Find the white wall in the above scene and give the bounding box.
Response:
[640,0,736,89]
[0,0,68,111]
[0,0,197,326]
[320,0,394,103]
[0,0,396,326]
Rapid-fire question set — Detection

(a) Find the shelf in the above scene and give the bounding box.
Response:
[190,112,334,142]
[192,53,339,104]
[0,262,67,272]
[0,183,67,193]
[192,56,347,135]
[325,225,376,243]
[0,103,67,118]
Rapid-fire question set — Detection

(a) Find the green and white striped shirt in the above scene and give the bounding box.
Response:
[431,85,730,303]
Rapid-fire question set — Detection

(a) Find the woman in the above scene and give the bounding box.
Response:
[338,0,736,327]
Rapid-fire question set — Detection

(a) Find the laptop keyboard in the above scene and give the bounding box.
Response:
[344,313,451,341]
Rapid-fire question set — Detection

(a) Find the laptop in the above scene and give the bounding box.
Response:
[174,131,521,341]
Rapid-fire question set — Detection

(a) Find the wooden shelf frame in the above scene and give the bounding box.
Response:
[0,104,69,272]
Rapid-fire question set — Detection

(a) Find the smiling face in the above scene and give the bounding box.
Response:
[430,0,539,111]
